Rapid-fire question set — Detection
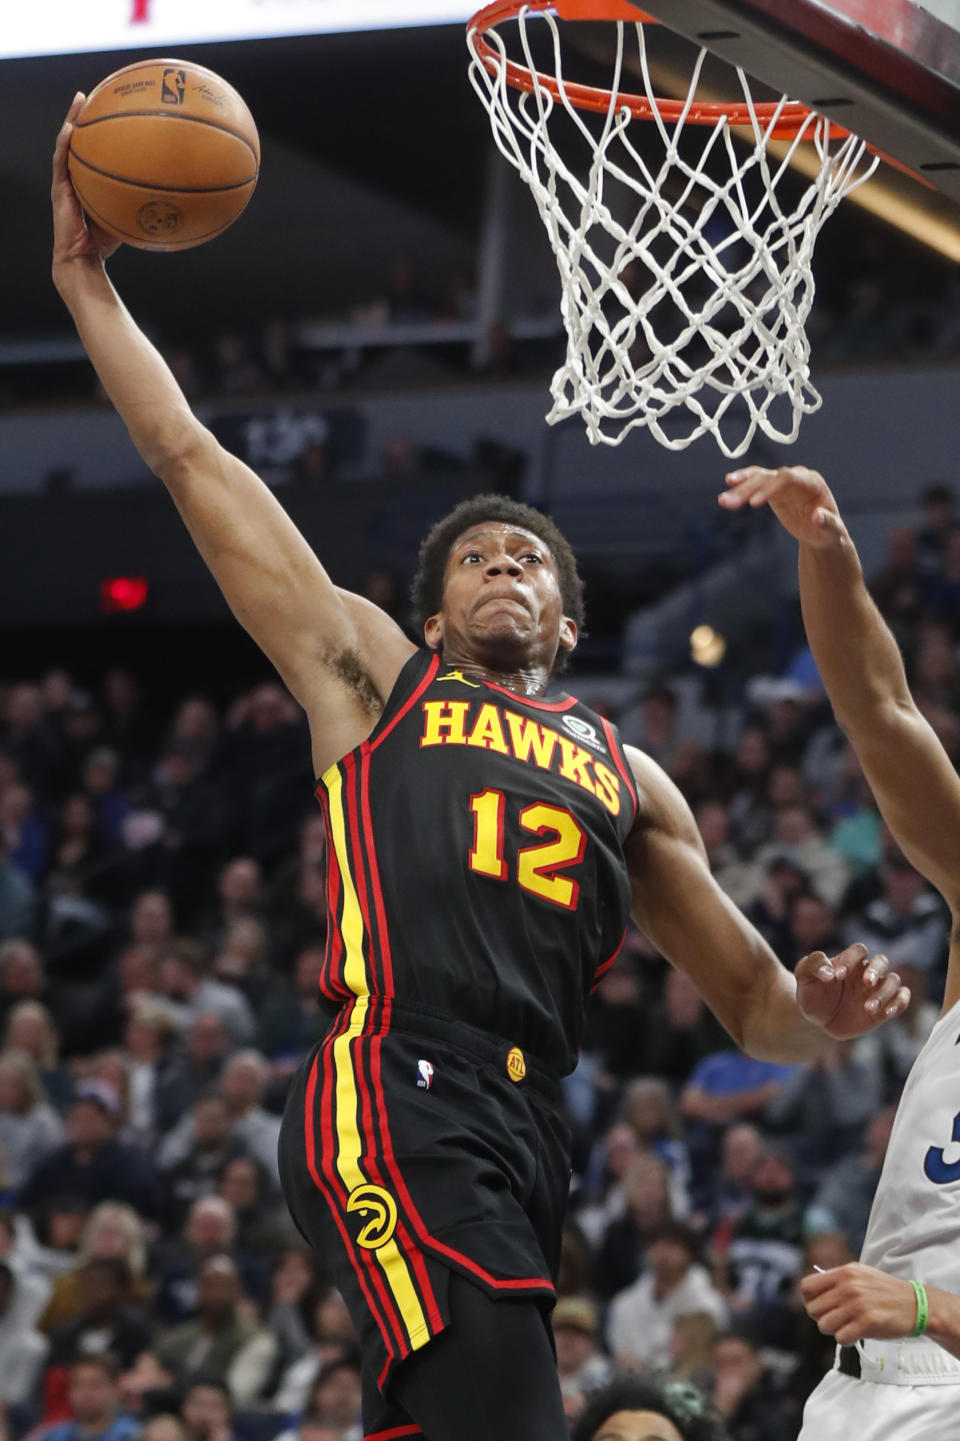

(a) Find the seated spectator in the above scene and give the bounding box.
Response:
[593,1154,674,1302]
[669,1310,722,1386]
[607,1221,728,1373]
[271,1283,357,1416]
[46,1257,154,1371]
[698,1124,764,1241]
[20,1084,156,1220]
[11,1197,90,1296]
[34,1355,138,1441]
[852,959,939,1094]
[155,1013,232,1143]
[783,892,842,973]
[709,1329,796,1441]
[0,828,34,941]
[219,1053,281,1179]
[198,861,263,958]
[157,941,255,1046]
[805,1104,897,1256]
[159,1098,247,1231]
[122,1001,179,1146]
[179,1379,237,1441]
[721,1148,804,1350]
[0,1049,63,1188]
[115,1352,177,1421]
[844,847,949,997]
[638,969,729,1091]
[152,1196,265,1326]
[127,892,175,964]
[0,939,49,1030]
[765,1037,883,1178]
[681,1051,794,1202]
[217,1156,294,1258]
[724,727,773,856]
[38,1202,150,1335]
[751,804,848,909]
[154,1255,277,1407]
[0,1256,51,1405]
[141,1418,187,1441]
[3,1001,73,1113]
[742,855,808,960]
[255,946,327,1077]
[622,1076,691,1218]
[82,750,130,844]
[299,1350,362,1441]
[552,1296,612,1415]
[572,1373,732,1441]
[695,800,756,910]
[573,1121,643,1250]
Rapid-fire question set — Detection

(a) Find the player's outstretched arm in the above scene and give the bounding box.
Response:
[624,746,909,1062]
[720,466,960,954]
[51,99,415,772]
[802,1262,960,1361]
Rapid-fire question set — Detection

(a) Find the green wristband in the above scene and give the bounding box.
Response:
[910,1280,929,1337]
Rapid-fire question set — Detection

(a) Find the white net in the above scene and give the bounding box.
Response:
[468,6,879,457]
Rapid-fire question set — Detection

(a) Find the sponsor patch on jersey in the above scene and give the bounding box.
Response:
[416,1059,434,1091]
[506,1046,527,1083]
[561,714,606,753]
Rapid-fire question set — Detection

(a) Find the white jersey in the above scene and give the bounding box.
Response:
[860,994,960,1290]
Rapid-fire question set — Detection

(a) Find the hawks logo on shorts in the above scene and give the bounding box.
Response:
[346,1183,398,1251]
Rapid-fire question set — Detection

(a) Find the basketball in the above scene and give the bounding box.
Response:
[66,58,260,252]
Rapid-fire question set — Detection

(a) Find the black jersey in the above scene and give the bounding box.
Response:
[315,649,639,1074]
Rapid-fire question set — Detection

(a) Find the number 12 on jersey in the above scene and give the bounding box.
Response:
[468,788,586,910]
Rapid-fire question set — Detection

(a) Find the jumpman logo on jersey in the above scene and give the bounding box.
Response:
[438,669,481,688]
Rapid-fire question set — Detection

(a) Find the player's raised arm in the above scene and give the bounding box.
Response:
[720,466,960,953]
[624,746,908,1062]
[51,99,416,773]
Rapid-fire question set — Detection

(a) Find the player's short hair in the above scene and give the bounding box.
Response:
[572,1376,731,1441]
[410,494,586,641]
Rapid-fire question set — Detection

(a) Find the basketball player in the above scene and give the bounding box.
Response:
[51,103,908,1441]
[721,464,960,1440]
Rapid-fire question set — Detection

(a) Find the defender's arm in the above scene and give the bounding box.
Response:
[624,746,907,1061]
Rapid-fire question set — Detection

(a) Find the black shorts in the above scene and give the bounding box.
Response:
[278,996,571,1404]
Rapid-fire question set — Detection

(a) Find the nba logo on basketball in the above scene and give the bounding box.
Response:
[416,1060,434,1091]
[161,69,186,105]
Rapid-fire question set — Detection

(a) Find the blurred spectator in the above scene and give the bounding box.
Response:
[35,1355,138,1441]
[869,526,924,626]
[551,1296,612,1412]
[0,781,49,882]
[619,687,683,771]
[0,1255,50,1404]
[638,969,729,1090]
[199,861,263,958]
[0,827,34,940]
[178,1379,236,1441]
[593,1154,674,1301]
[805,1103,897,1255]
[722,1148,804,1348]
[852,959,940,1093]
[916,482,955,573]
[20,1085,155,1219]
[82,751,130,844]
[724,728,773,855]
[155,1014,232,1140]
[255,946,327,1074]
[709,1330,795,1441]
[743,856,807,960]
[4,684,62,797]
[844,848,949,987]
[621,1077,691,1218]
[581,950,648,1086]
[157,940,255,1046]
[783,892,842,973]
[574,1122,643,1250]
[299,1350,362,1439]
[669,1309,722,1385]
[0,1048,63,1188]
[699,1124,764,1241]
[154,1255,277,1406]
[0,939,50,1029]
[271,1283,357,1415]
[681,1051,793,1201]
[3,1001,73,1112]
[152,1196,265,1327]
[695,801,756,910]
[39,1203,150,1335]
[607,1221,728,1373]
[46,1257,153,1370]
[128,892,175,962]
[159,1098,246,1231]
[216,1156,292,1257]
[101,671,159,776]
[765,1038,883,1177]
[751,805,848,909]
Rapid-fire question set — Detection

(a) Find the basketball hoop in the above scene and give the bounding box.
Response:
[467,0,879,456]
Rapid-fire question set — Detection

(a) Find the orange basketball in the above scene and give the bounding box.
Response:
[67,59,260,252]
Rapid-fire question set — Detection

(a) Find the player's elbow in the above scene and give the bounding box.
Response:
[140,410,212,485]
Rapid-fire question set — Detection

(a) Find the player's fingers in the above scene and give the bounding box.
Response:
[800,1270,836,1300]
[52,95,84,187]
[827,941,868,982]
[795,950,836,984]
[718,468,775,507]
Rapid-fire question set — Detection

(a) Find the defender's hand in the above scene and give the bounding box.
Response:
[718,465,847,549]
[52,95,122,277]
[801,1263,918,1344]
[796,944,910,1039]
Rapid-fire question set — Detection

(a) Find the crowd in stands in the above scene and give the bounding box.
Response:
[0,484,957,1440]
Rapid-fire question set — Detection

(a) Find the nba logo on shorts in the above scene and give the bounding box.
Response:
[416,1059,434,1091]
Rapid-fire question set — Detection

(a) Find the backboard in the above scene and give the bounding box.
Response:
[625,0,960,202]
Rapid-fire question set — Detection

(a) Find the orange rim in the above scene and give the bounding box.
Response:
[468,0,842,142]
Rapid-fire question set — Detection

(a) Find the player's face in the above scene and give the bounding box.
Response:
[593,1411,685,1441]
[425,522,577,671]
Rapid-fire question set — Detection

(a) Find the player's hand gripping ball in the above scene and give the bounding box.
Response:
[66,59,260,251]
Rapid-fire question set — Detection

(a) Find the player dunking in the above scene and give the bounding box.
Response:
[51,102,909,1441]
[721,464,960,1441]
